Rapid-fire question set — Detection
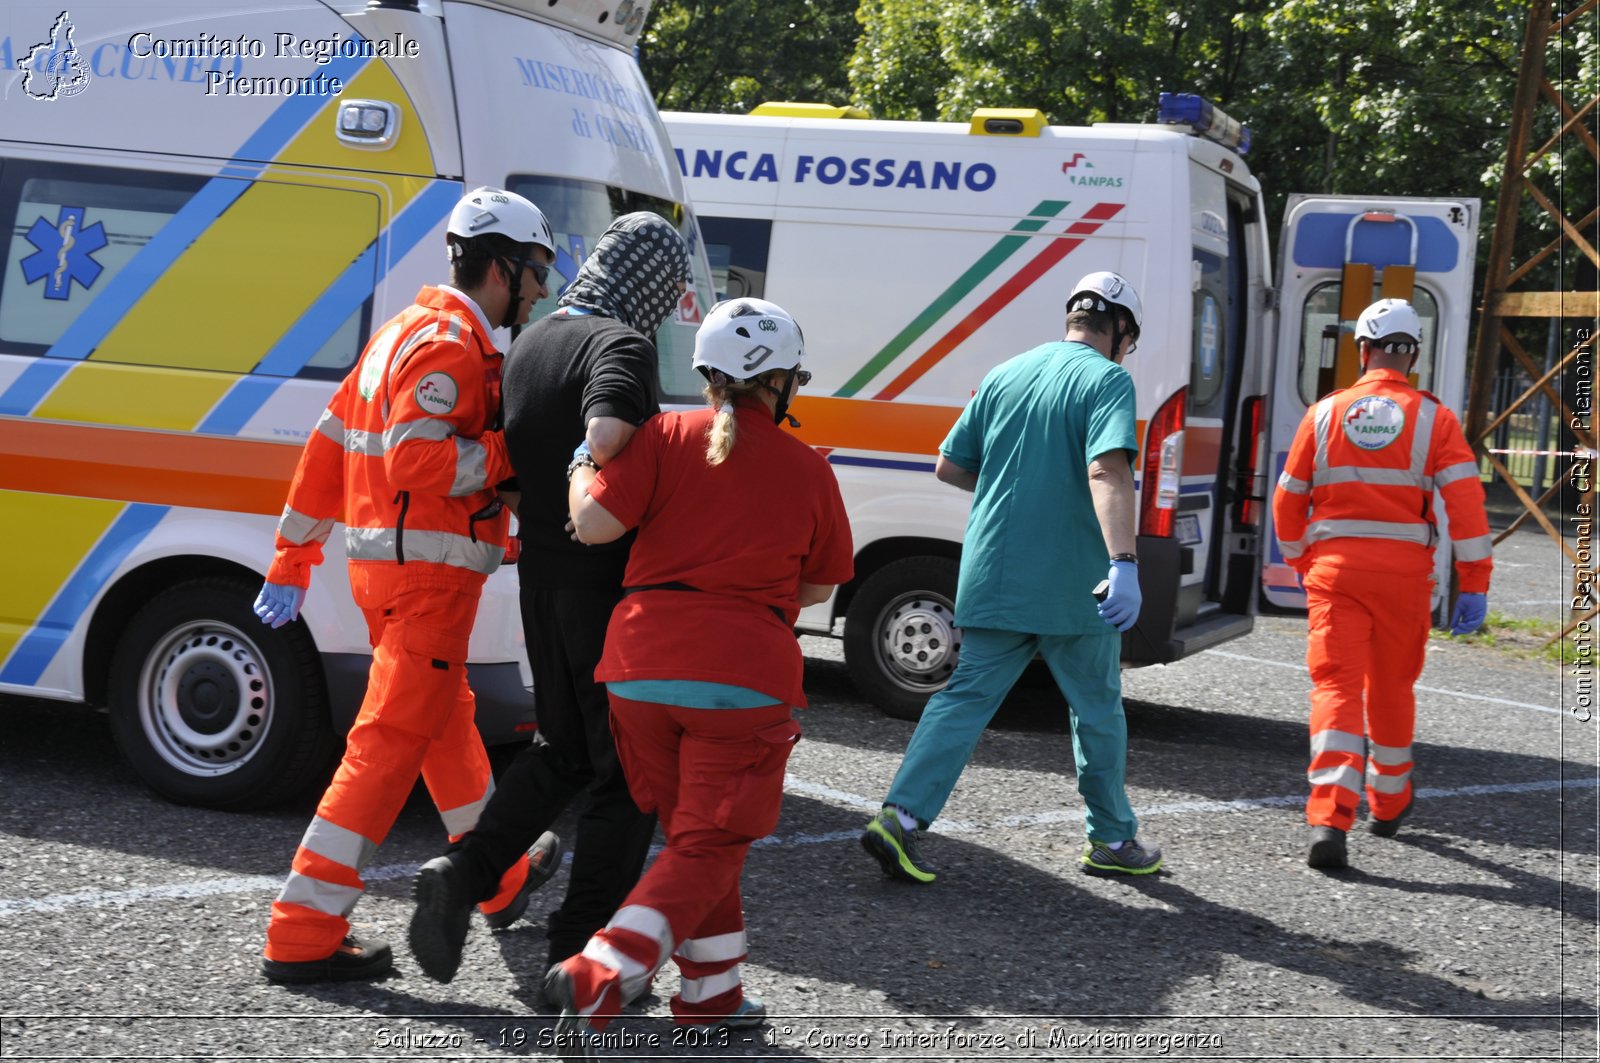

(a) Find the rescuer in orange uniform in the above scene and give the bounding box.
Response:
[252,187,560,982]
[1272,298,1492,871]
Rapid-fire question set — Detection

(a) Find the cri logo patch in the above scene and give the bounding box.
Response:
[415,372,459,414]
[1343,395,1406,450]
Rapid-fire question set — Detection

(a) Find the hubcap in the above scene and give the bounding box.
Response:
[138,620,272,777]
[876,591,959,692]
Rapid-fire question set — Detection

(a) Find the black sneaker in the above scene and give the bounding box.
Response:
[1369,795,1413,838]
[409,853,475,984]
[261,933,392,984]
[861,808,937,883]
[1307,826,1349,869]
[484,832,564,931]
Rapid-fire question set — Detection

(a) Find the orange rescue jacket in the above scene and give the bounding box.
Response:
[1272,368,1492,593]
[266,286,514,588]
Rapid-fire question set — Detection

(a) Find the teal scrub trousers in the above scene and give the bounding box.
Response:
[883,626,1139,842]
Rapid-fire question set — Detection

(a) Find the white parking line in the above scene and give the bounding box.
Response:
[3,775,1593,919]
[1202,649,1563,714]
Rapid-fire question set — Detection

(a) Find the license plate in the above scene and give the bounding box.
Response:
[1174,513,1203,545]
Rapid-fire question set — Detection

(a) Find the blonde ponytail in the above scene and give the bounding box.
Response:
[703,377,767,464]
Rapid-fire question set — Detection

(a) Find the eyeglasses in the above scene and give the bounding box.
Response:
[525,259,551,288]
[794,369,812,386]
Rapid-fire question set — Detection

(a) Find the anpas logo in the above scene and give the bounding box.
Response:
[21,205,105,299]
[1061,153,1124,188]
[1342,395,1406,450]
[22,11,91,100]
[415,372,458,415]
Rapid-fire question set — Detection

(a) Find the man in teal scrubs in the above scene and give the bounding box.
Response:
[860,271,1162,882]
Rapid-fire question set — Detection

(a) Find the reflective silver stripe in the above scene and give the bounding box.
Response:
[1411,398,1438,478]
[1453,533,1494,562]
[343,427,384,457]
[346,526,503,574]
[1279,537,1307,560]
[1312,397,1337,467]
[300,815,378,870]
[1310,729,1366,758]
[678,966,742,1004]
[452,436,490,496]
[1368,741,1412,766]
[276,870,362,918]
[1434,460,1480,488]
[1278,470,1312,494]
[314,408,345,446]
[278,505,334,547]
[1308,764,1362,793]
[674,931,747,965]
[1314,466,1428,488]
[438,779,494,837]
[383,416,455,452]
[1367,770,1411,794]
[608,904,675,970]
[381,322,444,419]
[1307,518,1433,547]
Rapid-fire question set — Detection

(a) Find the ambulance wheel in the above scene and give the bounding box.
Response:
[844,557,960,721]
[107,576,336,811]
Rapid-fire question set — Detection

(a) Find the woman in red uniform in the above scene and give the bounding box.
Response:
[544,298,853,1049]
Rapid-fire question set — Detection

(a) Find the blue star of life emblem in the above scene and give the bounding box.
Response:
[20,205,107,300]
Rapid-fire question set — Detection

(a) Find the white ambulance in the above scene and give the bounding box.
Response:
[664,99,1479,719]
[0,0,715,807]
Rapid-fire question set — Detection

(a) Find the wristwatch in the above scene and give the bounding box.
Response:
[1110,552,1139,564]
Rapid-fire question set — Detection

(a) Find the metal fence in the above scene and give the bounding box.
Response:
[1481,366,1562,492]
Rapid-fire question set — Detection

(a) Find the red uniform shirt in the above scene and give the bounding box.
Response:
[589,400,854,706]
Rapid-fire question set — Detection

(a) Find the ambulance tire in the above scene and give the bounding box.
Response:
[107,577,336,811]
[844,556,960,721]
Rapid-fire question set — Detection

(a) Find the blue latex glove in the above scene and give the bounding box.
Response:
[572,439,593,464]
[253,582,305,629]
[1449,591,1487,636]
[1098,559,1142,632]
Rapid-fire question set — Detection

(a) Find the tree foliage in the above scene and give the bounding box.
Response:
[637,0,861,114]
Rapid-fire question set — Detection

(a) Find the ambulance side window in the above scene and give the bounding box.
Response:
[0,159,376,379]
[507,173,720,404]
[1296,283,1442,405]
[0,162,202,356]
[697,216,771,302]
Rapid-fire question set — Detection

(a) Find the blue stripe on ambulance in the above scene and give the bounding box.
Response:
[0,505,169,685]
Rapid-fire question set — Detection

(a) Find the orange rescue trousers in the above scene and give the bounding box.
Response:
[264,563,530,963]
[1302,556,1430,833]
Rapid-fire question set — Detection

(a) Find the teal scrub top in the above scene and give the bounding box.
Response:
[941,340,1138,634]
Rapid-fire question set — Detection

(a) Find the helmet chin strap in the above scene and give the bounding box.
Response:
[763,367,801,427]
[498,254,528,331]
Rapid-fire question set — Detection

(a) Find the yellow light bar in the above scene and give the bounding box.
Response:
[749,101,870,119]
[969,108,1047,136]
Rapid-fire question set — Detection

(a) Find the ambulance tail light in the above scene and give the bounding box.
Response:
[1140,388,1186,537]
[1235,395,1266,526]
[1157,93,1251,155]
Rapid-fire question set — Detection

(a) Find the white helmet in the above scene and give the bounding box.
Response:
[1068,270,1143,330]
[1356,298,1422,343]
[447,186,555,255]
[692,298,805,382]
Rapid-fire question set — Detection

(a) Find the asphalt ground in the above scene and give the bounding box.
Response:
[0,525,1594,1061]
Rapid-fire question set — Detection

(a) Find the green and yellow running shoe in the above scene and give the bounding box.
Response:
[861,808,937,883]
[1081,838,1164,876]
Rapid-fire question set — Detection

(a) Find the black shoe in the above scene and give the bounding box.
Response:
[1369,795,1413,838]
[543,964,600,1062]
[261,933,392,984]
[1307,826,1348,870]
[409,854,475,984]
[484,832,564,931]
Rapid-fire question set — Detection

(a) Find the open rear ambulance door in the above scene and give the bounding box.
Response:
[1262,195,1480,615]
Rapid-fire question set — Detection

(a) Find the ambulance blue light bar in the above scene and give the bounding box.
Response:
[1158,93,1251,155]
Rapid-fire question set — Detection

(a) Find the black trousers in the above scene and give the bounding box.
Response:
[449,581,657,962]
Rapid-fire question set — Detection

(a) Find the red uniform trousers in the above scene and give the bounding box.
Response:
[263,563,530,962]
[556,696,798,1029]
[1303,554,1431,832]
